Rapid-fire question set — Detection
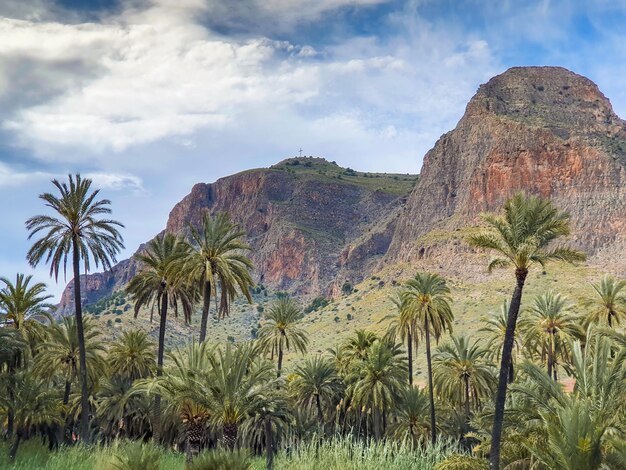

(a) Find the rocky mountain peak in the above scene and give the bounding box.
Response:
[466,66,623,137]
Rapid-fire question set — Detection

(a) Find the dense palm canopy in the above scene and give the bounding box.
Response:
[108,330,156,381]
[290,356,343,427]
[583,275,626,328]
[349,340,407,440]
[25,174,124,443]
[183,212,254,342]
[258,296,308,376]
[520,291,582,380]
[468,192,585,470]
[34,316,107,405]
[433,335,496,420]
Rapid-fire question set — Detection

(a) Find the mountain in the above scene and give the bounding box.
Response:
[58,159,417,314]
[58,66,626,316]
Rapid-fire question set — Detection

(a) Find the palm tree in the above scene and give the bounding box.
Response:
[510,331,625,469]
[520,291,582,380]
[400,272,454,445]
[150,342,277,451]
[0,328,27,439]
[34,315,107,405]
[34,315,106,443]
[383,294,419,385]
[258,296,308,377]
[183,212,254,342]
[583,275,626,328]
[390,386,430,443]
[26,174,124,441]
[0,370,62,461]
[108,330,156,381]
[290,356,343,428]
[468,192,585,470]
[126,233,197,442]
[433,335,496,422]
[350,340,407,440]
[479,301,518,383]
[0,273,54,354]
[342,329,377,364]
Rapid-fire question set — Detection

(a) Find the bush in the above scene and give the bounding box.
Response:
[256,305,264,313]
[188,449,251,470]
[105,441,160,470]
[304,296,329,314]
[346,313,353,321]
[434,454,488,470]
[114,318,122,324]
[341,282,353,295]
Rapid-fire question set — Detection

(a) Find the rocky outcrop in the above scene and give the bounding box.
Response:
[57,159,414,314]
[386,66,626,261]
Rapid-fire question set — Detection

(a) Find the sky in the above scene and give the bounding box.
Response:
[1,0,626,300]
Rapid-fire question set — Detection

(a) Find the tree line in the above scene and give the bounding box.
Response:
[0,175,625,469]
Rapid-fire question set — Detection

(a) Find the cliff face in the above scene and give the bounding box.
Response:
[57,159,415,314]
[386,66,626,261]
[58,66,626,315]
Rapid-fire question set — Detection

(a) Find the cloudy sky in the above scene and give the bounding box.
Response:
[2,0,626,300]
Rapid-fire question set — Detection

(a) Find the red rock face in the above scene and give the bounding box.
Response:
[387,66,626,262]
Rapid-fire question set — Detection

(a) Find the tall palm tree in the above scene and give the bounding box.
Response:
[400,272,454,445]
[290,356,343,428]
[183,212,254,342]
[468,192,585,470]
[126,233,197,442]
[583,275,626,328]
[108,330,156,381]
[350,340,407,440]
[479,301,518,383]
[258,296,309,377]
[383,294,419,385]
[520,291,582,380]
[433,335,496,422]
[26,174,124,441]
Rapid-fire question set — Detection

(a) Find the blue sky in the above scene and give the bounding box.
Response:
[1,0,626,300]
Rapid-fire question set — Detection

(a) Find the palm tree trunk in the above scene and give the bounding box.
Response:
[265,415,274,470]
[508,361,514,384]
[464,375,471,421]
[72,235,91,444]
[199,280,211,343]
[61,379,72,444]
[276,344,283,377]
[407,331,413,385]
[153,286,168,444]
[223,422,238,449]
[489,268,527,470]
[8,430,21,461]
[425,315,436,445]
[7,361,15,439]
[373,408,381,440]
[315,393,324,428]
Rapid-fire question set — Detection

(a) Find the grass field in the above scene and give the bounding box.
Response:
[0,437,459,470]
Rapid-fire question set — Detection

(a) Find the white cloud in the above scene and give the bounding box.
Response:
[0,161,51,187]
[85,172,144,192]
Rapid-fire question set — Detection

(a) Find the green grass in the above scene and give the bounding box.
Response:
[0,437,459,470]
[0,440,183,470]
[264,436,459,470]
[267,157,418,196]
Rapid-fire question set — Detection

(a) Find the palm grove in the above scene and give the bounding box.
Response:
[0,175,625,470]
